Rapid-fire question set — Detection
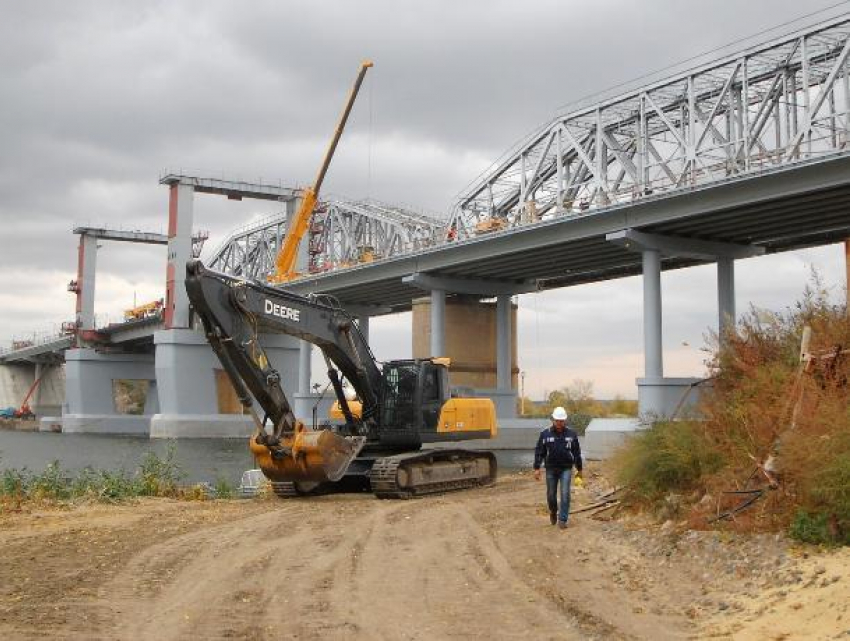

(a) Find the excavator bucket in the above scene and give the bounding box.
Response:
[249,428,366,484]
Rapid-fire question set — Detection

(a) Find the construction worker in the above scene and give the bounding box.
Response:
[533,406,583,529]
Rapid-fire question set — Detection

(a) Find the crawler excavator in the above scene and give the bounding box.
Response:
[185,261,498,498]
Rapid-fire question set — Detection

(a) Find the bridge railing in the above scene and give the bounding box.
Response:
[449,14,850,239]
[0,330,71,358]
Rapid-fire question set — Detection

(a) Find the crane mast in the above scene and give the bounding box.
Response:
[270,60,373,283]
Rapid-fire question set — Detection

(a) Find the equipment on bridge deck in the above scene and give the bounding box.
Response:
[186,260,498,498]
[123,299,164,322]
[474,217,508,235]
[270,60,373,284]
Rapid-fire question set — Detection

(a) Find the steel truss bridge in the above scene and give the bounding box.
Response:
[206,14,850,286]
[450,15,850,239]
[206,198,443,280]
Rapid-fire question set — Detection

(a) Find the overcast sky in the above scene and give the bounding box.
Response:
[2,0,848,399]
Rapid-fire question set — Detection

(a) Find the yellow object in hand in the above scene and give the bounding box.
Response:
[574,474,584,488]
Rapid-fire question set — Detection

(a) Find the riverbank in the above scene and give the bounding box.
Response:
[0,469,846,639]
[0,418,38,432]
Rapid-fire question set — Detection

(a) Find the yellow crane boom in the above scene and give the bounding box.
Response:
[270,60,373,283]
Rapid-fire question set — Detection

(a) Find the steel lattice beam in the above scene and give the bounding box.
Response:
[449,16,850,239]
[207,199,442,280]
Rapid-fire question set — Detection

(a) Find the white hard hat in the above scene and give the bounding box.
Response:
[551,406,568,421]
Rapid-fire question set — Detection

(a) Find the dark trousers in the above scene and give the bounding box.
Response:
[545,467,573,523]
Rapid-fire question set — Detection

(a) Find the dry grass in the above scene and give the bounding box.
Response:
[614,281,850,543]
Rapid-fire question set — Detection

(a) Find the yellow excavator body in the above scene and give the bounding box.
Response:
[437,398,497,437]
[329,399,363,420]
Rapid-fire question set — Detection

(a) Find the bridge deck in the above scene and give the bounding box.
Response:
[286,153,850,311]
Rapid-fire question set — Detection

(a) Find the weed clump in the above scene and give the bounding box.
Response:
[612,421,723,502]
[0,445,216,510]
[213,476,235,499]
[613,280,850,544]
[137,445,183,497]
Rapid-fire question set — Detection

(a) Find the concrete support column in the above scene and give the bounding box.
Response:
[430,289,445,357]
[356,316,370,344]
[165,183,195,329]
[496,294,512,391]
[76,233,98,332]
[31,362,44,412]
[642,249,663,379]
[298,341,312,395]
[717,257,736,337]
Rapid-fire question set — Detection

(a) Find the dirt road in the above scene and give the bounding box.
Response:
[0,473,847,640]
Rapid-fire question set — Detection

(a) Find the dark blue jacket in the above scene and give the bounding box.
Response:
[533,425,583,471]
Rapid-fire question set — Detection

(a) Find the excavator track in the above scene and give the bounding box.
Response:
[369,449,497,499]
[270,481,321,498]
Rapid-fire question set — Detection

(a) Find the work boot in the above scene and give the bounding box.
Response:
[549,512,557,525]
[557,520,568,530]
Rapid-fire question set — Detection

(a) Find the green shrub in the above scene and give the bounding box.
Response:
[67,467,139,501]
[97,469,140,500]
[29,462,72,501]
[795,439,850,544]
[137,445,183,497]
[613,420,724,502]
[0,444,188,504]
[569,413,592,436]
[1,468,28,497]
[213,476,234,499]
[788,510,848,546]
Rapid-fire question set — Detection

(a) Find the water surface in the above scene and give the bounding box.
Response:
[0,430,532,486]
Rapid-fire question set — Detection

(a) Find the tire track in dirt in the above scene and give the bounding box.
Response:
[311,495,584,640]
[104,502,318,640]
[2,474,724,640]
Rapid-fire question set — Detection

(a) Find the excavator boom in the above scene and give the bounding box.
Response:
[186,260,379,482]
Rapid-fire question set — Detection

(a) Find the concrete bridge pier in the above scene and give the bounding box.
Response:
[150,329,301,438]
[717,257,736,337]
[405,273,533,418]
[292,341,333,426]
[494,293,514,415]
[63,348,157,434]
[607,229,764,418]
